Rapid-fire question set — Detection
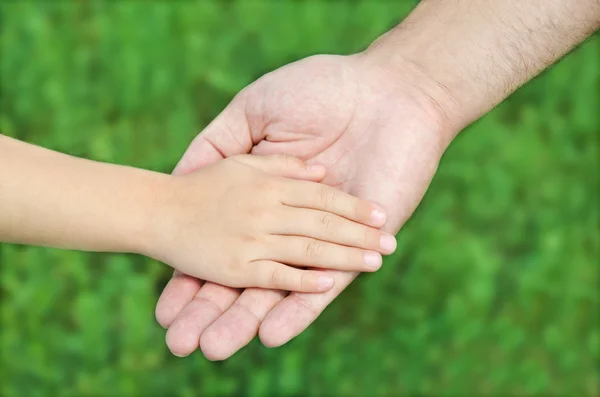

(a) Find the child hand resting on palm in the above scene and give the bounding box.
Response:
[0,135,396,292]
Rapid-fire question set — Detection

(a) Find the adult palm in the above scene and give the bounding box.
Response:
[156,53,454,359]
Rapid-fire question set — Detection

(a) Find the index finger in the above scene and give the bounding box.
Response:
[279,180,388,228]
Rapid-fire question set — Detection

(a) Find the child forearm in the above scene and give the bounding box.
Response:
[0,134,166,254]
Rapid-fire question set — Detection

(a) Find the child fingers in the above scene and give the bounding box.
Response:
[260,236,383,272]
[272,207,397,254]
[232,155,326,181]
[280,181,387,227]
[251,260,335,292]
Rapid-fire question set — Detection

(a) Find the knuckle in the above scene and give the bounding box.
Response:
[227,257,242,272]
[319,213,337,234]
[260,178,282,197]
[305,239,324,259]
[292,294,318,316]
[300,272,308,290]
[282,155,304,169]
[249,201,274,221]
[223,261,244,287]
[270,267,282,287]
[318,185,337,209]
[254,210,274,231]
[239,234,259,245]
[255,176,270,190]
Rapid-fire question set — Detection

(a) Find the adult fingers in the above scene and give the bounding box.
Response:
[155,271,204,328]
[165,282,241,357]
[259,270,358,348]
[159,96,252,339]
[200,288,287,361]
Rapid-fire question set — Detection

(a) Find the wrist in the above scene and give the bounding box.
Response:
[355,47,465,149]
[135,171,210,270]
[361,2,491,134]
[361,33,476,139]
[360,0,600,140]
[125,171,175,260]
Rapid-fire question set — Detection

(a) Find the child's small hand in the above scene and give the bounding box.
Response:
[148,155,396,293]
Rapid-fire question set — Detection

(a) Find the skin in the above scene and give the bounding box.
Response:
[0,135,397,292]
[156,0,600,359]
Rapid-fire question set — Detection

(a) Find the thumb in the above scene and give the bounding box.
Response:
[233,154,327,181]
[173,98,252,176]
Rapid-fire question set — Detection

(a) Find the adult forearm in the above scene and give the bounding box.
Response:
[0,135,166,254]
[365,0,600,140]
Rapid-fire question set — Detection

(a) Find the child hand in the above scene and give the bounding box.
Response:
[147,155,396,293]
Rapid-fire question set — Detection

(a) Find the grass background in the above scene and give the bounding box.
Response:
[0,1,598,396]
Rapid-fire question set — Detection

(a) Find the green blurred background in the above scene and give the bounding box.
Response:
[0,1,598,396]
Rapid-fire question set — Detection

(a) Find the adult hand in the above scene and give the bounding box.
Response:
[155,52,456,359]
[156,0,598,360]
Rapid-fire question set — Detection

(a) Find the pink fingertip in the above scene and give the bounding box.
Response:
[370,208,387,225]
[379,234,397,253]
[364,252,383,270]
[317,275,334,291]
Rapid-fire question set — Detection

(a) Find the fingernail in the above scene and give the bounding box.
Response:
[364,252,382,269]
[306,164,326,173]
[317,275,334,290]
[371,208,387,225]
[380,234,397,253]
